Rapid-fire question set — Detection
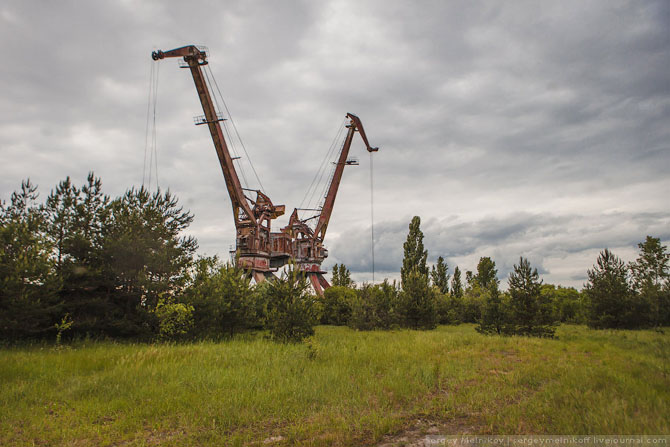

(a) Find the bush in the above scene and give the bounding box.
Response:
[185,257,259,338]
[461,285,485,323]
[541,284,585,324]
[321,286,355,325]
[348,281,398,330]
[266,268,320,343]
[476,288,507,335]
[153,297,194,341]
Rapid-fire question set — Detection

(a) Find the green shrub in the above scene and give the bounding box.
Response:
[321,286,355,325]
[185,257,259,338]
[266,268,320,343]
[153,297,194,341]
[461,285,485,323]
[348,282,398,330]
[476,289,508,335]
[435,292,463,324]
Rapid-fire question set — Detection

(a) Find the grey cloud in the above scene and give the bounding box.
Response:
[1,0,668,290]
[327,212,670,287]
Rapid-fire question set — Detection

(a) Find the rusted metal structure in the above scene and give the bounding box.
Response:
[281,113,378,294]
[152,45,378,293]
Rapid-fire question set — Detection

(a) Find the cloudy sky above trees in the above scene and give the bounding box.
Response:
[1,0,668,288]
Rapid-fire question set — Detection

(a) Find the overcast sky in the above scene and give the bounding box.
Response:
[1,0,669,288]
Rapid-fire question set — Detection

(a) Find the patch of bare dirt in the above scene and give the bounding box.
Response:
[375,417,481,447]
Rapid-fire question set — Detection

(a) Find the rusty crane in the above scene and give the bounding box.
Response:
[282,114,378,294]
[151,45,378,293]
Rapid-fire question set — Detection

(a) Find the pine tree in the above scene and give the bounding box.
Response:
[507,257,556,337]
[584,249,643,329]
[401,216,428,287]
[431,256,450,294]
[0,180,61,339]
[44,173,112,338]
[185,258,257,337]
[102,187,198,337]
[44,177,78,271]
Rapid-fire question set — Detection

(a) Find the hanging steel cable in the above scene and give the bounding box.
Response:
[202,66,251,190]
[206,65,265,193]
[299,118,346,211]
[370,150,375,284]
[143,59,160,190]
[307,127,346,211]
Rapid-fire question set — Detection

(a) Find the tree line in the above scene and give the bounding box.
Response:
[0,175,318,343]
[1,176,667,343]
[322,217,670,336]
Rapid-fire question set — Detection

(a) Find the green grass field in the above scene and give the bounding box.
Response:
[1,325,668,446]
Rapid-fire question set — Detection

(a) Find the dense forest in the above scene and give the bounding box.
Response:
[1,175,668,343]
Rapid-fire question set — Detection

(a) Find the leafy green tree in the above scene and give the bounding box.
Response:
[431,256,450,294]
[451,266,463,299]
[0,180,61,339]
[476,287,507,335]
[266,266,320,342]
[331,263,354,288]
[465,270,475,289]
[584,249,646,329]
[506,257,556,337]
[630,236,670,326]
[475,257,499,291]
[348,281,398,330]
[541,284,584,323]
[401,216,428,286]
[321,285,355,325]
[461,283,486,323]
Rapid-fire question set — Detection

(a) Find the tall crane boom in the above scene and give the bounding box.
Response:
[152,46,254,224]
[152,45,285,281]
[284,113,378,294]
[314,113,378,241]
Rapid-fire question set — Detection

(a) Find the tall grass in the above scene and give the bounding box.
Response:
[1,325,668,446]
